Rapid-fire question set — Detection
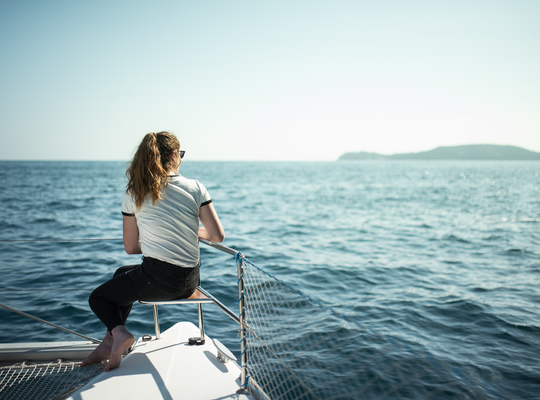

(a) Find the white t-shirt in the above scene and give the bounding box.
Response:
[121,175,212,267]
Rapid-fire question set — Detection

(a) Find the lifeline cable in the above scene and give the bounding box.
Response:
[0,238,122,242]
[0,303,101,344]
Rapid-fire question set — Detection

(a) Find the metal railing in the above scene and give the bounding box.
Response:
[199,239,249,393]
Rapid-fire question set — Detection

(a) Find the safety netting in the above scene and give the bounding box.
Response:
[0,361,102,400]
[238,255,508,400]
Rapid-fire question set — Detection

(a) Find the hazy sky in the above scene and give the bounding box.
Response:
[1,0,539,161]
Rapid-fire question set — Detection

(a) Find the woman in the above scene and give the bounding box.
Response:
[81,131,225,371]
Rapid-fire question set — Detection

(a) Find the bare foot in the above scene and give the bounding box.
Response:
[81,332,113,367]
[104,325,135,372]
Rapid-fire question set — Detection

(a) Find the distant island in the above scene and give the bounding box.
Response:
[338,144,540,161]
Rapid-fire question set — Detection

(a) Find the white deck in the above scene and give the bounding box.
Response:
[67,322,254,400]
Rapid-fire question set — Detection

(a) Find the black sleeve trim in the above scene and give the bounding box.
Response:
[201,199,213,207]
[122,212,135,217]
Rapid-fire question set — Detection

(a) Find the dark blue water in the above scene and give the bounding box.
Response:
[0,160,539,399]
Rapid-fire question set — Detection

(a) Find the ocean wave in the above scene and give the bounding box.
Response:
[519,217,540,223]
[502,248,538,258]
[442,234,472,244]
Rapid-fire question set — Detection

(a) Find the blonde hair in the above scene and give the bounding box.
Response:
[126,131,180,209]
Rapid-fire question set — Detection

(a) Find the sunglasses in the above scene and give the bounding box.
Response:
[179,150,185,159]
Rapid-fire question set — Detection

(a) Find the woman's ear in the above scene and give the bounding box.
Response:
[171,151,181,168]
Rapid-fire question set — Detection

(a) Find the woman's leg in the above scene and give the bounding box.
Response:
[88,265,140,332]
[82,265,139,367]
[113,265,139,324]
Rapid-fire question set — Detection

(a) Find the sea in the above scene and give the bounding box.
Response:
[0,160,538,399]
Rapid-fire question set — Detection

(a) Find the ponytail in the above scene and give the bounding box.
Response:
[126,131,180,209]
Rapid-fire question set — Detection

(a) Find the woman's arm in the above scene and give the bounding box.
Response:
[123,215,142,254]
[198,203,225,243]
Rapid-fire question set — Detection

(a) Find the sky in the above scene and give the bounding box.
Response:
[0,0,539,161]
